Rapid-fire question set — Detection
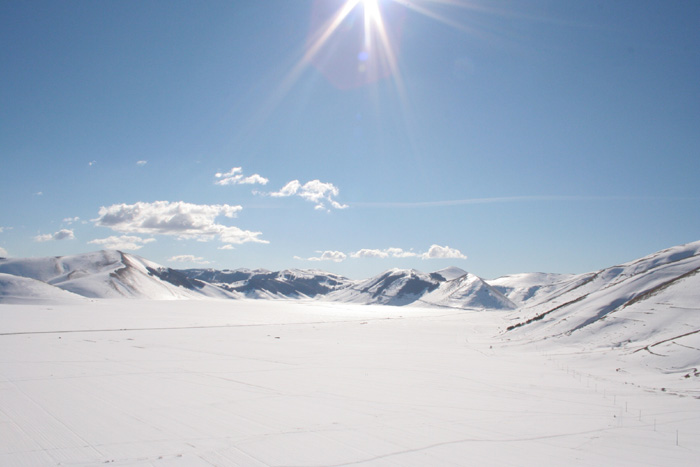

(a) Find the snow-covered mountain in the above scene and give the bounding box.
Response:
[181,268,352,299]
[325,268,442,305]
[1,241,699,333]
[0,273,86,303]
[420,272,517,310]
[502,240,700,348]
[323,267,516,309]
[0,250,236,300]
[487,272,583,307]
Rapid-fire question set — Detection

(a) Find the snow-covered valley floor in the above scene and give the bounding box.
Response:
[1,300,699,466]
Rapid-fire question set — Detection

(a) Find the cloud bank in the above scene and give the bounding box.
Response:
[299,245,466,263]
[94,201,267,245]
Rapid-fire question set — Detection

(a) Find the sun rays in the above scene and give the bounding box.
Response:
[274,0,479,95]
[246,0,481,146]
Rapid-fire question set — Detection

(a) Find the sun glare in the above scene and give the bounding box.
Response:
[254,0,479,135]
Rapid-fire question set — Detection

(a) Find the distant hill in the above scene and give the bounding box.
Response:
[0,250,235,300]
[1,242,698,339]
[180,267,352,299]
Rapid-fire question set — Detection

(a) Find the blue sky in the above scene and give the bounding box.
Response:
[1,0,699,279]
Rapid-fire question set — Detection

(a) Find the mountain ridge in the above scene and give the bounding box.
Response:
[1,241,699,319]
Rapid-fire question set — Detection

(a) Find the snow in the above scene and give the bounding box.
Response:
[1,299,699,466]
[419,272,517,310]
[0,250,237,300]
[0,273,85,304]
[432,266,467,281]
[2,241,700,465]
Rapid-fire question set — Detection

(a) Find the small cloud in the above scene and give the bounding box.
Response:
[136,160,148,166]
[271,180,301,198]
[35,191,43,196]
[215,167,269,186]
[420,244,467,260]
[0,246,8,257]
[305,250,347,263]
[63,216,80,225]
[350,247,417,258]
[0,227,4,233]
[386,247,418,258]
[218,244,235,250]
[351,248,389,259]
[88,235,155,251]
[88,161,97,166]
[34,229,75,242]
[268,179,347,211]
[168,254,211,265]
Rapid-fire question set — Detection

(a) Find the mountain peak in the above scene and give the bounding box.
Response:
[432,266,468,281]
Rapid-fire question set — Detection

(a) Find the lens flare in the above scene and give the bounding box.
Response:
[301,0,405,90]
[247,1,484,140]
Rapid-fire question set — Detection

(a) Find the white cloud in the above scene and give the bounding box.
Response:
[351,248,389,259]
[218,244,235,250]
[35,191,43,196]
[0,246,7,257]
[420,244,467,260]
[350,247,417,258]
[136,160,147,166]
[93,201,267,245]
[305,250,347,262]
[88,161,96,166]
[269,179,347,211]
[299,245,465,263]
[63,216,80,224]
[34,229,75,242]
[271,180,301,197]
[88,235,156,251]
[386,247,418,258]
[0,227,4,233]
[215,167,269,186]
[168,255,211,265]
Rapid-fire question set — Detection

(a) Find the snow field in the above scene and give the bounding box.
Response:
[1,300,699,466]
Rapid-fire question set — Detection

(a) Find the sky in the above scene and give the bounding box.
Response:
[1,0,699,280]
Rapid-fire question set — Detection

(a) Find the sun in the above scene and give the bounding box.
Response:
[252,0,481,128]
[298,0,404,90]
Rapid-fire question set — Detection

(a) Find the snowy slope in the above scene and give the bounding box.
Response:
[0,251,236,299]
[326,267,515,309]
[487,272,585,307]
[181,267,352,299]
[432,266,468,281]
[0,273,85,303]
[504,240,700,348]
[420,272,517,310]
[180,267,271,285]
[325,268,442,305]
